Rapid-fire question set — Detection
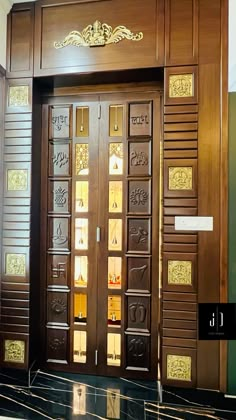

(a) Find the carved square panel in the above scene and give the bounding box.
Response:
[48,180,71,214]
[49,105,72,139]
[127,296,150,332]
[48,217,70,251]
[47,291,68,325]
[163,253,197,292]
[47,329,68,363]
[167,354,191,381]
[4,162,31,198]
[126,334,150,370]
[129,102,152,137]
[7,169,28,191]
[127,256,151,293]
[47,254,70,287]
[169,74,194,98]
[127,218,151,254]
[162,347,196,387]
[2,246,29,283]
[8,86,29,107]
[164,66,198,105]
[4,339,25,364]
[128,180,151,214]
[164,159,197,198]
[48,141,71,177]
[128,141,151,177]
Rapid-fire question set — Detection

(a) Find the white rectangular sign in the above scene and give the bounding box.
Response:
[175,216,213,231]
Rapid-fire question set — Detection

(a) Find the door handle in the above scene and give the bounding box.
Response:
[96,227,101,242]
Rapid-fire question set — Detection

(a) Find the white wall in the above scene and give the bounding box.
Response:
[0,1,11,70]
[229,0,236,92]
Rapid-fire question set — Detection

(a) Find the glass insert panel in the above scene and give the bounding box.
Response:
[109,105,123,137]
[108,219,122,251]
[74,293,87,324]
[109,181,123,213]
[75,144,89,175]
[108,257,122,289]
[76,107,89,137]
[74,256,88,287]
[75,181,89,212]
[109,143,123,175]
[73,331,87,363]
[107,333,121,366]
[108,296,121,327]
[75,219,88,250]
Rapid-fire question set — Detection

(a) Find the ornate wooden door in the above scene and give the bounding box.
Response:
[41,89,161,380]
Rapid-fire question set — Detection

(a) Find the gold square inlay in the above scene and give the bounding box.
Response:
[169,74,194,98]
[169,167,192,190]
[4,340,25,364]
[7,169,28,191]
[168,260,192,285]
[8,86,29,107]
[5,253,26,276]
[167,355,191,381]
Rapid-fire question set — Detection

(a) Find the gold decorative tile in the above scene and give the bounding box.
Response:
[4,340,25,364]
[168,167,192,190]
[5,253,26,276]
[168,260,192,285]
[7,169,28,191]
[169,74,194,98]
[167,355,191,381]
[75,144,89,175]
[8,86,29,107]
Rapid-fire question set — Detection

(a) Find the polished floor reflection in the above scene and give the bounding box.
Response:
[0,369,235,419]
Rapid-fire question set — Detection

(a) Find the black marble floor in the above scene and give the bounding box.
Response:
[0,369,235,419]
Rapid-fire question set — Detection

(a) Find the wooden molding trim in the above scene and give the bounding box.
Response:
[0,65,6,77]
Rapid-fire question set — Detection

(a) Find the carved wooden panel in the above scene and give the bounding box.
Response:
[163,252,197,292]
[127,296,150,332]
[127,219,151,254]
[47,291,68,325]
[165,0,198,66]
[46,329,68,363]
[47,254,70,288]
[48,141,71,177]
[127,256,151,293]
[48,217,70,252]
[48,180,71,214]
[128,141,151,176]
[126,334,150,370]
[128,180,151,214]
[49,106,72,139]
[128,102,152,137]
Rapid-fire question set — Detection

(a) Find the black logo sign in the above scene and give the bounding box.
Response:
[198,303,236,340]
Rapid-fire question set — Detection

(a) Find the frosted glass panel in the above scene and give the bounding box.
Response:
[74,331,87,363]
[75,219,88,250]
[74,294,87,324]
[108,219,122,251]
[109,105,123,137]
[75,181,89,212]
[109,144,123,175]
[75,144,89,175]
[74,256,88,287]
[109,181,123,213]
[107,333,121,366]
[76,107,89,137]
[108,296,121,327]
[108,257,122,289]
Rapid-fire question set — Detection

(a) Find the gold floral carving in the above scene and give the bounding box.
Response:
[75,144,89,175]
[167,355,191,381]
[8,86,29,107]
[4,340,25,364]
[168,260,192,285]
[169,74,194,98]
[109,143,123,159]
[6,253,26,276]
[7,169,28,191]
[168,167,192,190]
[54,20,143,49]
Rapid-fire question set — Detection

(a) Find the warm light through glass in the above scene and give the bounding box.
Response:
[76,107,89,137]
[108,219,122,251]
[75,219,88,250]
[108,296,121,327]
[109,144,123,175]
[109,181,123,213]
[75,181,89,212]
[74,293,87,324]
[74,256,88,287]
[107,333,121,366]
[74,331,87,363]
[109,105,123,137]
[108,257,122,289]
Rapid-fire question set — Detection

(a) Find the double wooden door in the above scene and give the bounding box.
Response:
[41,90,160,379]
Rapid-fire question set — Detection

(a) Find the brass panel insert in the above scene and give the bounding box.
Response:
[167,355,191,381]
[168,260,192,285]
[109,105,123,137]
[4,340,25,364]
[54,21,143,48]
[168,167,192,190]
[7,169,28,191]
[169,74,194,98]
[5,253,26,276]
[76,107,89,137]
[75,144,89,175]
[8,86,29,107]
[107,333,121,366]
[73,331,87,363]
